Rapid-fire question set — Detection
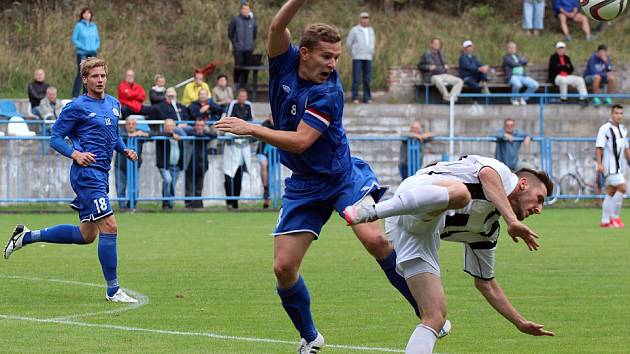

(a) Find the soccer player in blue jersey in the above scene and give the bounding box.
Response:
[215,1,432,352]
[4,57,139,303]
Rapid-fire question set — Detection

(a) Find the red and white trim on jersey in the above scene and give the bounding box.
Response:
[305,108,331,127]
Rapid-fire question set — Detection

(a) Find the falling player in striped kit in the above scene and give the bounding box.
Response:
[596,104,629,228]
[345,155,556,354]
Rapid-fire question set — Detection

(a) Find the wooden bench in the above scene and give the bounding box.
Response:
[415,63,553,104]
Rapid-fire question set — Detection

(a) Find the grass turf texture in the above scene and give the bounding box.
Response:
[0,209,628,353]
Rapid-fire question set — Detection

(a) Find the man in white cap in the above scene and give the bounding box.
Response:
[347,11,376,103]
[458,40,491,94]
[547,41,588,105]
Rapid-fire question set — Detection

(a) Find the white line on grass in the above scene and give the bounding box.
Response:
[0,274,406,352]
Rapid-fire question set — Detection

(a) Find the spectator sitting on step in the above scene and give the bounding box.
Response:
[552,0,593,42]
[418,37,463,103]
[150,74,167,105]
[502,41,540,106]
[182,69,211,107]
[548,41,588,104]
[212,75,235,111]
[458,40,491,94]
[158,87,191,131]
[583,44,616,106]
[188,89,225,121]
[38,86,64,120]
[118,69,161,120]
[28,68,50,117]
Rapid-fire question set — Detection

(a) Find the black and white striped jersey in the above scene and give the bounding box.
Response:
[596,121,628,176]
[419,155,518,279]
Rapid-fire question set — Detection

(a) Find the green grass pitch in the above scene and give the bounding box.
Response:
[1,208,629,353]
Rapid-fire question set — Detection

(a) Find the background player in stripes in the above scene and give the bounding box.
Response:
[345,155,556,353]
[4,57,139,303]
[596,104,629,228]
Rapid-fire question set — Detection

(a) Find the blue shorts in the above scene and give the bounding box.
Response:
[584,74,608,85]
[272,157,387,239]
[69,165,113,223]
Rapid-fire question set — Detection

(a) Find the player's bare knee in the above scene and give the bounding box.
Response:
[98,216,118,234]
[447,183,471,209]
[273,260,298,282]
[420,307,447,331]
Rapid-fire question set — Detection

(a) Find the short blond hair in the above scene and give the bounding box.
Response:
[299,23,341,50]
[80,57,108,78]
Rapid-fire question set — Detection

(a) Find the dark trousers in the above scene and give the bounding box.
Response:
[463,72,489,91]
[351,59,372,102]
[72,53,95,97]
[121,105,161,121]
[185,167,207,208]
[233,50,252,90]
[224,165,244,209]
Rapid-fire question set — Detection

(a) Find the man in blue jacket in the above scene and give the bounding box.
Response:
[458,40,491,94]
[584,44,617,106]
[228,2,257,90]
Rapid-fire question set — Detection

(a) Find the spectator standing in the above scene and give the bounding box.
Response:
[458,40,491,94]
[552,0,592,41]
[584,44,616,106]
[212,75,235,111]
[188,89,225,121]
[223,89,254,209]
[181,70,211,107]
[502,41,540,106]
[155,119,183,209]
[347,12,376,104]
[495,118,532,171]
[183,119,217,208]
[150,74,167,105]
[38,86,64,120]
[118,69,160,120]
[399,121,434,180]
[115,117,148,210]
[523,0,545,36]
[256,114,274,208]
[28,69,49,117]
[71,7,100,98]
[418,37,463,103]
[228,2,257,90]
[548,41,588,104]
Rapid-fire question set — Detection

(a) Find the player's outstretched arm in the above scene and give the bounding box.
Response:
[215,117,321,154]
[268,0,307,57]
[479,167,540,251]
[474,278,555,337]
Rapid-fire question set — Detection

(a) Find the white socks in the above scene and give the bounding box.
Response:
[602,194,613,223]
[375,185,449,219]
[611,191,624,218]
[406,324,438,354]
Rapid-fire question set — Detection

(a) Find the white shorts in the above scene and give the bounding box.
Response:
[606,173,626,187]
[384,174,449,279]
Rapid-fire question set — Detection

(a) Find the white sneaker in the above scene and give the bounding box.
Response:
[438,319,452,339]
[343,205,378,225]
[519,97,527,106]
[105,288,138,303]
[297,332,324,354]
[4,224,30,260]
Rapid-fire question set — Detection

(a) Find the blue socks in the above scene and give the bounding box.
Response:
[98,233,119,297]
[277,275,318,343]
[23,225,86,245]
[378,250,421,318]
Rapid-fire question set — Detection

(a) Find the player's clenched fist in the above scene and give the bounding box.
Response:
[71,151,97,166]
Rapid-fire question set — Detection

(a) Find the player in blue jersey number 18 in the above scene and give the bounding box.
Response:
[4,57,138,303]
[216,1,445,352]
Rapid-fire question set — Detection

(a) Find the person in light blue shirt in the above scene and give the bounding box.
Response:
[71,7,100,97]
[4,58,139,303]
[495,118,532,171]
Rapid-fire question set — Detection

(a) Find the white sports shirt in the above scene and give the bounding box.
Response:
[418,155,518,279]
[596,121,628,176]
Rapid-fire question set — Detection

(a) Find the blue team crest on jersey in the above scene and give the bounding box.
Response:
[282,84,291,93]
[112,107,120,117]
